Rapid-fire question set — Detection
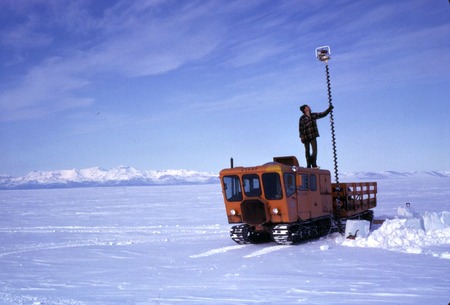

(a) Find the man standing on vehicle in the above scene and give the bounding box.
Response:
[299,104,333,168]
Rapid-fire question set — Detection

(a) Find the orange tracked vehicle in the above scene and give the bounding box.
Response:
[219,156,377,245]
[220,46,377,245]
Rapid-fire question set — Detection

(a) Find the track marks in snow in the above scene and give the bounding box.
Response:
[190,244,292,258]
[190,245,247,258]
[0,225,228,258]
[289,288,419,298]
[243,245,292,258]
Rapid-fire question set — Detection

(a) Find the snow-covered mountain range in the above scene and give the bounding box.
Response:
[0,167,448,190]
[0,166,219,190]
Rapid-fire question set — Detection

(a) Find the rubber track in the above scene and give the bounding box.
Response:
[271,217,332,245]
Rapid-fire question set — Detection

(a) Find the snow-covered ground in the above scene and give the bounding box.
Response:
[0,174,449,305]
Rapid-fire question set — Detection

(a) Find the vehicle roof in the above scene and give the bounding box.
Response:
[219,162,331,176]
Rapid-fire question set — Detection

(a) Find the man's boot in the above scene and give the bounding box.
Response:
[306,156,312,168]
[312,156,319,169]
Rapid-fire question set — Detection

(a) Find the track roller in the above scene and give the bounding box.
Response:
[230,224,271,244]
[271,217,332,245]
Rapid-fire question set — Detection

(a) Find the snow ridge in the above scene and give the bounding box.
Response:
[0,166,219,190]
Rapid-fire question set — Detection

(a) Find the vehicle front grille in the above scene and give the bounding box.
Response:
[241,199,267,225]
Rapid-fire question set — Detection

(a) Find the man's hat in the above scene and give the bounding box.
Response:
[300,104,308,113]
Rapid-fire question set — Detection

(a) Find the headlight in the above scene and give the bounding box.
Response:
[272,208,279,214]
[230,209,236,216]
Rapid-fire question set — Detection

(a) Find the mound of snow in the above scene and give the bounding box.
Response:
[340,209,450,257]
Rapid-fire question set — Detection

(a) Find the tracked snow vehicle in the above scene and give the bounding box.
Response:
[219,156,376,245]
[219,46,377,245]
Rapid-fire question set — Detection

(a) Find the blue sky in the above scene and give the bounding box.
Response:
[1,0,449,177]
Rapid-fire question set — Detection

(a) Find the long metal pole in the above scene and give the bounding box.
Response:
[316,46,342,232]
[324,63,339,185]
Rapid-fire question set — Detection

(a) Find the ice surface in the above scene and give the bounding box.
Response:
[0,176,449,304]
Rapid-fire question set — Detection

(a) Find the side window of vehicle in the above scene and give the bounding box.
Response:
[284,173,296,197]
[309,174,317,191]
[222,175,242,202]
[298,174,309,191]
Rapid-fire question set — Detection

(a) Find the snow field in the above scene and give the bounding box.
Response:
[0,177,449,304]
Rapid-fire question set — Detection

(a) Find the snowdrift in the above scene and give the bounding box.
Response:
[340,204,450,258]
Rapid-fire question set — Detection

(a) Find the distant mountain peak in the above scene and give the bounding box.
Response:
[0,167,220,190]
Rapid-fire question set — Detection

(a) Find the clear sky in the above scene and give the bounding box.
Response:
[1,0,449,177]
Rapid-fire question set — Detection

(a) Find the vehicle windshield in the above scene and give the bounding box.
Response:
[222,175,242,202]
[243,174,262,197]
